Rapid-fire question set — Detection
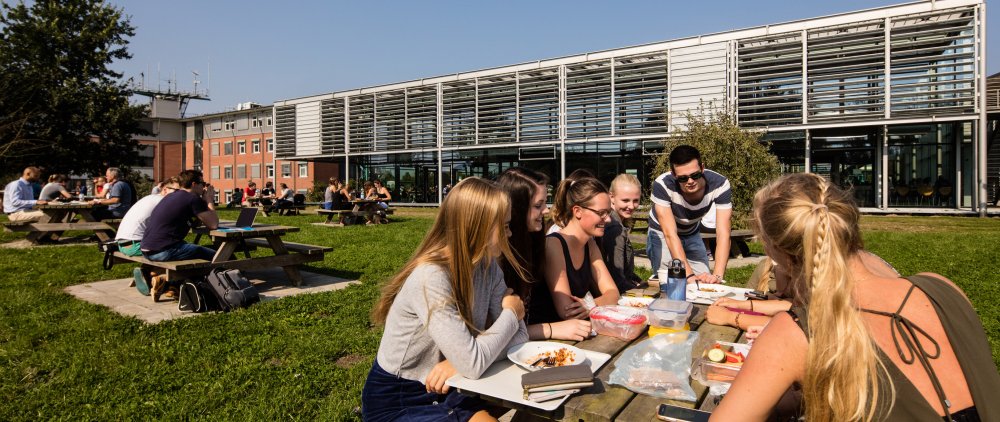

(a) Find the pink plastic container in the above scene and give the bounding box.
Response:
[590,305,648,340]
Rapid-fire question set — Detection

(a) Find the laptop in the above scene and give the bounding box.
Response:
[219,207,258,231]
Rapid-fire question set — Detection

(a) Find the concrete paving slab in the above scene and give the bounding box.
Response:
[65,268,359,324]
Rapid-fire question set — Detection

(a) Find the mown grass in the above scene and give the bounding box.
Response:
[0,211,997,420]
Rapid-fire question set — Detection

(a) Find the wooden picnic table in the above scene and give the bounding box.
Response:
[316,199,394,225]
[460,283,743,421]
[2,202,116,244]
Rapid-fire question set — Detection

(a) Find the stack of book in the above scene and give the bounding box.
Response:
[521,365,594,402]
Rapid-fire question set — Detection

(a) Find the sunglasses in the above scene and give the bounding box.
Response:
[675,171,704,183]
[579,205,613,219]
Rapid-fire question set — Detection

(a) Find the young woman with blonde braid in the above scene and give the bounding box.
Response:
[711,173,1000,422]
[362,177,528,422]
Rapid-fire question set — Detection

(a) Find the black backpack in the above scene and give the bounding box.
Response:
[203,268,260,311]
[178,280,220,313]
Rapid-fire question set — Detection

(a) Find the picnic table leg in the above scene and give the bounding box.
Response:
[264,234,304,287]
[75,209,114,243]
[25,209,59,244]
[212,240,241,262]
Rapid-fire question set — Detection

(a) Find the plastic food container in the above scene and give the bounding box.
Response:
[590,305,648,340]
[646,298,693,329]
[692,341,752,384]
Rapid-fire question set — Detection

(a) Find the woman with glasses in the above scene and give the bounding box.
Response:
[540,177,620,323]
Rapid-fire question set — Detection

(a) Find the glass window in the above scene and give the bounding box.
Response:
[210,166,220,180]
[761,131,806,174]
[238,141,246,154]
[887,123,957,208]
[252,139,260,153]
[266,138,274,152]
[266,116,272,126]
[281,163,291,178]
[236,165,246,179]
[298,163,308,178]
[224,120,235,131]
[267,165,274,178]
[350,152,440,203]
[212,190,219,204]
[250,164,261,178]
[810,127,879,208]
[210,143,219,156]
[224,166,233,179]
[223,142,233,155]
[224,190,232,203]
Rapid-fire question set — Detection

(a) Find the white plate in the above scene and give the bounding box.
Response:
[686,284,744,300]
[507,341,586,371]
[617,296,655,308]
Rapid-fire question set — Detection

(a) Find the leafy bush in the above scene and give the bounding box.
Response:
[308,179,327,202]
[653,108,781,228]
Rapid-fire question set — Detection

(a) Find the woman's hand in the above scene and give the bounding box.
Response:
[550,319,592,341]
[501,289,525,320]
[425,360,457,394]
[712,297,749,311]
[563,296,590,320]
[706,305,735,327]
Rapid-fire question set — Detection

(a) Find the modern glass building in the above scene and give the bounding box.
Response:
[273,0,991,212]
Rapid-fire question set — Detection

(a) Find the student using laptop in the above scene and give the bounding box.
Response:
[141,170,218,262]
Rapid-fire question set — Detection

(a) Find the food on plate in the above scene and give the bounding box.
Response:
[699,287,720,293]
[706,343,745,366]
[706,348,726,363]
[527,347,576,368]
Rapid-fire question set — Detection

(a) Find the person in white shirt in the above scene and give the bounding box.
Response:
[115,177,180,242]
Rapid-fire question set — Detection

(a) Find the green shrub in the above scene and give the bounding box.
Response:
[308,180,327,202]
[653,107,781,228]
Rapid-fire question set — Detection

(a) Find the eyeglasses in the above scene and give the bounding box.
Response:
[579,205,613,219]
[675,171,704,183]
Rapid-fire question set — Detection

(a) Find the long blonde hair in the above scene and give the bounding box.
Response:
[752,173,889,422]
[371,177,525,332]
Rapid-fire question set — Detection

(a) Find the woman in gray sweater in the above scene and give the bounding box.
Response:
[362,177,529,422]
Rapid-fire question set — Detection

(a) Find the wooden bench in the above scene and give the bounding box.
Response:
[316,207,395,225]
[111,251,214,281]
[277,204,307,216]
[243,238,332,255]
[3,221,115,232]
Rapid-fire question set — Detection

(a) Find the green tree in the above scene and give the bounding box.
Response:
[0,0,146,178]
[653,107,782,228]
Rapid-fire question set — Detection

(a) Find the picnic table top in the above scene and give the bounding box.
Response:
[36,201,104,210]
[194,224,300,239]
[458,283,743,421]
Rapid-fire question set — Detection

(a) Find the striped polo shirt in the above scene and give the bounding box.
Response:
[648,169,732,236]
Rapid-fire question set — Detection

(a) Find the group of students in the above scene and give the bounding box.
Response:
[3,166,136,225]
[360,144,1000,422]
[322,178,392,224]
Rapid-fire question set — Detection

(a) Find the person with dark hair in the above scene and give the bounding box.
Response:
[40,174,73,201]
[497,167,592,341]
[542,177,620,323]
[91,167,134,220]
[648,145,732,284]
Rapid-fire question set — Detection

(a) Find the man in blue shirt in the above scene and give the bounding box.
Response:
[647,145,733,284]
[91,167,133,220]
[3,167,48,223]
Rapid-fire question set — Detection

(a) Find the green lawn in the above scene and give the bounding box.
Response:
[0,211,997,420]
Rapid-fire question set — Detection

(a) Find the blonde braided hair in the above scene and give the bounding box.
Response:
[752,173,891,422]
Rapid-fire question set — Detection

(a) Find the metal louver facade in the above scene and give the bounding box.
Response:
[271,0,987,212]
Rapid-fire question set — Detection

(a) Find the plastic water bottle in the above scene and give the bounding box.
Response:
[666,259,687,301]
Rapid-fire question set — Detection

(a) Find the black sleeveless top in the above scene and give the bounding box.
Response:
[773,275,1000,422]
[527,233,601,324]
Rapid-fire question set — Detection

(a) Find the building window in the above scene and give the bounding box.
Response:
[210,143,219,156]
[251,139,260,153]
[238,141,246,154]
[224,190,232,203]
[266,116,272,126]
[212,190,219,204]
[224,166,233,179]
[223,141,233,155]
[236,164,246,179]
[281,163,291,178]
[266,138,274,152]
[210,166,220,180]
[267,165,274,178]
[298,163,308,178]
[224,120,235,131]
[250,164,261,178]
[251,115,263,128]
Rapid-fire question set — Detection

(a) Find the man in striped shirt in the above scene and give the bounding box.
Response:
[647,145,732,284]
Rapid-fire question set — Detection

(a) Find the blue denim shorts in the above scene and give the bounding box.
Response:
[361,360,488,422]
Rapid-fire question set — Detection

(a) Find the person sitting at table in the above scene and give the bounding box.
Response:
[93,176,106,198]
[545,168,595,235]
[599,173,644,294]
[140,170,219,300]
[498,167,593,341]
[225,188,243,208]
[91,167,134,220]
[710,173,1000,422]
[3,167,48,223]
[266,183,294,214]
[244,181,258,206]
[76,181,87,197]
[40,174,73,201]
[542,177,620,322]
[116,177,180,296]
[362,177,528,422]
[323,177,351,211]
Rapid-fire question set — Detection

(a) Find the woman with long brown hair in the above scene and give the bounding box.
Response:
[497,167,591,341]
[711,173,1000,421]
[362,177,528,422]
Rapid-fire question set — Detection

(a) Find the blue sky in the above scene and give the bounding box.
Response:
[109,0,997,116]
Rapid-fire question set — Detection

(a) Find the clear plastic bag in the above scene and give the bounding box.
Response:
[608,331,699,401]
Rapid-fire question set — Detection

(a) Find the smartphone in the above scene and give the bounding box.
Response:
[656,403,711,422]
[744,290,768,300]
